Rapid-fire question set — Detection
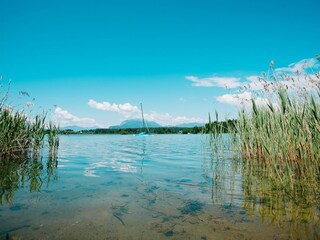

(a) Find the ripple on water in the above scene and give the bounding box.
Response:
[1,134,319,240]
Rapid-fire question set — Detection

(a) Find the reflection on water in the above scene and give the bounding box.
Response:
[241,165,320,239]
[0,155,58,205]
[205,151,320,240]
[0,134,319,239]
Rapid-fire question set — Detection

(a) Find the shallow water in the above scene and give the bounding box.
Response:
[0,134,319,239]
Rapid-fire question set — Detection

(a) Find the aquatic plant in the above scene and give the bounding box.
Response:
[237,68,320,200]
[0,79,60,160]
[203,148,319,239]
[47,121,60,159]
[0,108,31,158]
[209,58,320,203]
[241,163,320,240]
[31,114,47,158]
[0,107,54,159]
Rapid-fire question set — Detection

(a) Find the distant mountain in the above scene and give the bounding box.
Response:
[62,121,205,131]
[60,126,99,131]
[175,122,205,128]
[109,119,162,129]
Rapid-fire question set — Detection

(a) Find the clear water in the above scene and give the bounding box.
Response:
[0,134,319,239]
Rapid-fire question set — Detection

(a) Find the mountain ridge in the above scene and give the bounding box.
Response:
[109,119,161,129]
[61,120,205,131]
[109,119,204,129]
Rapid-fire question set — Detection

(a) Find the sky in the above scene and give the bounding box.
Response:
[0,0,319,128]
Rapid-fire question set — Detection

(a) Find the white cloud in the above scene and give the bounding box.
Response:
[238,57,320,96]
[216,91,269,109]
[53,107,99,128]
[144,111,203,126]
[275,58,319,74]
[244,75,265,91]
[186,57,320,114]
[217,92,252,107]
[88,99,140,118]
[88,99,204,126]
[173,116,203,124]
[186,75,241,88]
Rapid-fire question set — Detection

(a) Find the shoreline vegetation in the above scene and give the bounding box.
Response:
[0,82,59,161]
[59,121,236,135]
[208,60,320,207]
[0,81,60,205]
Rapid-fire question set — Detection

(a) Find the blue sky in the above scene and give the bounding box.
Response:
[1,0,319,127]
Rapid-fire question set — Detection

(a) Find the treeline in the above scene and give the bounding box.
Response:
[60,120,237,135]
[203,119,237,134]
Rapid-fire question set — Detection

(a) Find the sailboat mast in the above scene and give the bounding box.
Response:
[140,103,149,133]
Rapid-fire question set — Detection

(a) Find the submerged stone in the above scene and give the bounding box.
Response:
[145,185,159,193]
[223,204,232,210]
[9,204,27,211]
[164,230,173,237]
[239,210,246,215]
[179,200,204,214]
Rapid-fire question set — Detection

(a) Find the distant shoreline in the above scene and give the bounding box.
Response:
[59,126,205,135]
[59,120,237,135]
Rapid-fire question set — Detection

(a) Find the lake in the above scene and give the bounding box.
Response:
[0,134,319,239]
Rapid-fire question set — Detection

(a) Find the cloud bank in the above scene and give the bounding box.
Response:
[144,111,203,126]
[88,100,204,126]
[275,58,320,74]
[186,76,241,88]
[216,91,269,109]
[88,99,140,118]
[215,57,320,108]
[53,107,99,128]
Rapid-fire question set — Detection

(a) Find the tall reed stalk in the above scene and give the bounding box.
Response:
[47,122,60,159]
[237,89,320,200]
[0,108,31,158]
[0,81,60,160]
[209,61,320,203]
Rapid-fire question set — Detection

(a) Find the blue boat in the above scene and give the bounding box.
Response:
[135,131,151,136]
[135,103,154,136]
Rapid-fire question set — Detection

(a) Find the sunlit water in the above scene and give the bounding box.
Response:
[0,134,319,239]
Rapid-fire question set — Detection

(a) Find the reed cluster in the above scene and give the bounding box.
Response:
[209,62,320,202]
[0,108,32,158]
[0,83,59,160]
[47,122,60,159]
[237,83,320,199]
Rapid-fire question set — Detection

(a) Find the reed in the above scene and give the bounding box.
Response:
[209,61,320,202]
[0,108,50,159]
[0,81,59,160]
[236,78,320,200]
[203,143,319,237]
[47,121,60,159]
[0,108,32,158]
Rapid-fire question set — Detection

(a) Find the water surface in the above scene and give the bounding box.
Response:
[0,134,319,239]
